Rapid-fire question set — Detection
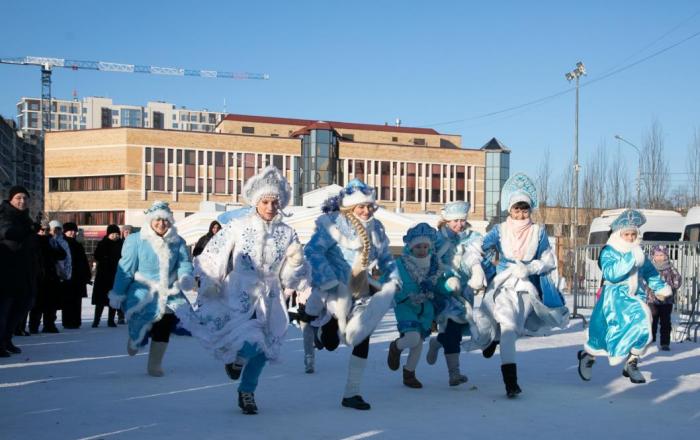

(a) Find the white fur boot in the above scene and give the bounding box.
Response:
[622,355,646,384]
[147,342,168,377]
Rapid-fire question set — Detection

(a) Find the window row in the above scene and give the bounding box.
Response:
[49,175,125,192]
[49,210,125,226]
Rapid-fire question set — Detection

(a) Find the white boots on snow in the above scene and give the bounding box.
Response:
[578,350,646,384]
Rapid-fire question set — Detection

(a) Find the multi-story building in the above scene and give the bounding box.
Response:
[0,117,43,216]
[16,96,225,135]
[44,113,511,241]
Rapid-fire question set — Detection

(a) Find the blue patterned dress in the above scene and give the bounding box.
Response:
[585,244,668,365]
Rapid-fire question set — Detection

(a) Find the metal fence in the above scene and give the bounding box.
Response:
[571,241,700,342]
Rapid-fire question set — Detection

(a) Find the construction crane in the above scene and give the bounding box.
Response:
[0,55,270,140]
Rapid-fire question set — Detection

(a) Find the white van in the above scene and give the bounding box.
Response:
[682,206,700,241]
[587,208,684,244]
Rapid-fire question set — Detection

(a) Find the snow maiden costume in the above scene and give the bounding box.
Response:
[466,173,569,398]
[178,166,308,415]
[304,178,401,410]
[577,210,670,384]
[387,223,439,389]
[424,201,485,387]
[108,201,195,377]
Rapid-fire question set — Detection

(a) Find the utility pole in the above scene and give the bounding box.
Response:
[565,61,586,323]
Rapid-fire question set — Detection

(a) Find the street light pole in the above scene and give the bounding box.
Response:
[614,134,642,208]
[565,61,586,324]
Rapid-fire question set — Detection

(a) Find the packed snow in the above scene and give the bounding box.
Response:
[1,296,698,440]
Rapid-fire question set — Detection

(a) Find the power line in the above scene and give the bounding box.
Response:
[422,26,700,128]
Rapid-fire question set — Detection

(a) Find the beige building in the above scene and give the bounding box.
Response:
[44,113,510,244]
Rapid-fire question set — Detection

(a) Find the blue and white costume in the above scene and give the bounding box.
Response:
[109,201,194,374]
[304,179,400,409]
[578,210,670,384]
[387,223,439,388]
[424,201,486,386]
[179,167,307,363]
[465,173,568,397]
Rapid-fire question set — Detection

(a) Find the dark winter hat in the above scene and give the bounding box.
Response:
[7,185,30,201]
[63,222,78,232]
[106,224,120,235]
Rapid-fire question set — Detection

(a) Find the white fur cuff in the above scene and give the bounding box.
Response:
[179,274,195,292]
[445,276,461,293]
[631,246,645,267]
[510,261,529,280]
[526,260,545,275]
[285,242,304,267]
[655,285,673,301]
[468,265,485,290]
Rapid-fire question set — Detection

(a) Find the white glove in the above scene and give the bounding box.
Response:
[510,261,529,280]
[445,276,461,293]
[526,260,545,275]
[468,265,486,290]
[654,285,673,301]
[108,291,122,310]
[631,246,645,267]
[179,274,195,292]
[285,242,304,267]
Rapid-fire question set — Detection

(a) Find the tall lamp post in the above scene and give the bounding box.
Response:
[565,61,586,323]
[614,134,642,208]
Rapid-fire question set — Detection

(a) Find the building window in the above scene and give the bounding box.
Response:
[184,150,196,192]
[153,111,164,129]
[406,163,416,202]
[48,176,125,192]
[342,133,354,141]
[455,165,465,201]
[392,136,398,142]
[153,148,166,191]
[413,138,426,146]
[380,161,391,200]
[354,160,365,181]
[215,152,226,193]
[431,164,441,203]
[49,211,125,226]
[101,108,112,128]
[242,126,255,134]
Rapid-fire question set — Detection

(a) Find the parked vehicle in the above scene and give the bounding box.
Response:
[682,206,700,242]
[587,208,684,245]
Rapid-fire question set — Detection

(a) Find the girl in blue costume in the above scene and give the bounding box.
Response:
[424,201,486,387]
[466,173,569,398]
[108,201,195,377]
[304,179,401,410]
[386,223,439,389]
[577,209,671,384]
[178,166,308,415]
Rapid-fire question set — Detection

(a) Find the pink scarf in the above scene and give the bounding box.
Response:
[505,216,534,260]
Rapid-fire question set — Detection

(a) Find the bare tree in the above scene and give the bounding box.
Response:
[688,127,700,206]
[607,144,631,208]
[536,147,551,223]
[581,141,607,220]
[639,119,670,208]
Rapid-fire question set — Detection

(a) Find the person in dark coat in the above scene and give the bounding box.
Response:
[0,186,38,356]
[29,221,67,334]
[92,224,123,327]
[61,222,91,329]
[192,220,221,257]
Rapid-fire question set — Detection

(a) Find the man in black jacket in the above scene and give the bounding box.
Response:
[29,221,67,334]
[0,186,38,356]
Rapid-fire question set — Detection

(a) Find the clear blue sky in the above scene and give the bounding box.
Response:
[2,0,699,192]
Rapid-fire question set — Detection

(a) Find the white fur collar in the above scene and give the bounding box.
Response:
[140,223,180,289]
[606,230,641,253]
[605,231,642,296]
[499,222,540,261]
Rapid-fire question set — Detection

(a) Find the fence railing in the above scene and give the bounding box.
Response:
[571,241,700,342]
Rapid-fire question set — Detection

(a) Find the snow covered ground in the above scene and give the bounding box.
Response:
[1,300,699,440]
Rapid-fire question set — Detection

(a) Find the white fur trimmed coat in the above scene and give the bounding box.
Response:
[109,224,194,352]
[176,212,308,363]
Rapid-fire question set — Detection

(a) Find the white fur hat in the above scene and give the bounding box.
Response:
[49,220,62,229]
[341,178,376,208]
[144,200,175,223]
[243,166,291,209]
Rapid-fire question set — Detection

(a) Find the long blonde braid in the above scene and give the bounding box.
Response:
[341,206,371,297]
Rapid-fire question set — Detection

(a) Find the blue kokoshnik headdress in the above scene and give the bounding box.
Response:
[145,200,175,223]
[610,209,646,232]
[501,172,538,212]
[441,201,470,221]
